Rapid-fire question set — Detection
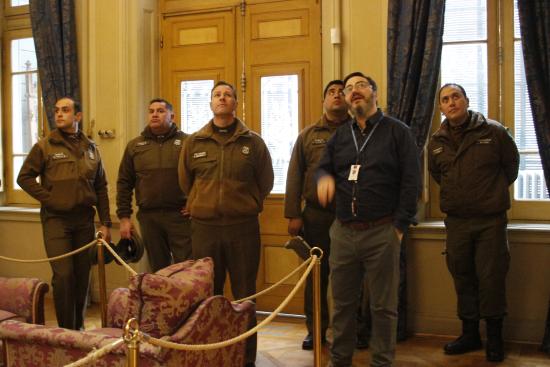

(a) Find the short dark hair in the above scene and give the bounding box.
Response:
[211,81,238,100]
[323,80,344,98]
[343,72,377,92]
[149,98,174,111]
[438,83,468,102]
[57,96,81,113]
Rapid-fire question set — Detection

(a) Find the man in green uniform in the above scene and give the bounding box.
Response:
[285,80,350,349]
[18,96,112,330]
[117,98,191,271]
[428,83,519,362]
[179,81,274,367]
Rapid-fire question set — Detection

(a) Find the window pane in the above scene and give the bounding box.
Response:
[181,79,214,133]
[12,156,27,189]
[443,0,487,42]
[514,1,521,39]
[441,43,488,116]
[515,154,549,200]
[260,75,299,194]
[11,38,37,72]
[12,73,39,155]
[10,0,29,6]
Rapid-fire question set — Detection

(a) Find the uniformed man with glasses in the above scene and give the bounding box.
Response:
[317,72,420,367]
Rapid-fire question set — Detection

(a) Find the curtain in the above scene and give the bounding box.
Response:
[387,0,446,341]
[518,0,550,197]
[30,0,80,130]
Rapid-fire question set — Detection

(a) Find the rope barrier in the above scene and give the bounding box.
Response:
[0,239,97,263]
[98,238,138,276]
[139,254,317,351]
[234,256,311,303]
[63,338,125,367]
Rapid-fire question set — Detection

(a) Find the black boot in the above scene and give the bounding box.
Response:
[444,319,482,355]
[486,318,505,362]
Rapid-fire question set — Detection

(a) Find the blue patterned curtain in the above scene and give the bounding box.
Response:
[518,0,550,197]
[30,0,80,130]
[386,0,445,341]
[517,0,550,352]
[387,0,445,149]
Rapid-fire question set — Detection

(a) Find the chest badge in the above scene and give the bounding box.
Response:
[174,139,182,146]
[193,151,207,159]
[136,141,149,147]
[242,146,250,155]
[52,152,68,160]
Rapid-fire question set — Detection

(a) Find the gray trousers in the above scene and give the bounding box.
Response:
[40,207,95,330]
[191,218,260,365]
[444,213,510,320]
[329,220,400,367]
[137,209,192,272]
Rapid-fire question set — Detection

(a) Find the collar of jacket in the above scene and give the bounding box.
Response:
[434,110,487,140]
[314,114,351,131]
[195,117,251,142]
[48,129,94,149]
[351,108,384,131]
[141,123,179,141]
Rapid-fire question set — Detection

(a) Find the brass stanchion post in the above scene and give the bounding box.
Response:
[96,232,108,327]
[311,246,324,367]
[124,318,140,367]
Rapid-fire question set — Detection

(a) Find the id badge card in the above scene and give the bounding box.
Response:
[348,164,360,181]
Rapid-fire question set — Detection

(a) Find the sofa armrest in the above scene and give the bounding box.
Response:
[0,277,49,324]
[107,288,129,328]
[170,296,255,344]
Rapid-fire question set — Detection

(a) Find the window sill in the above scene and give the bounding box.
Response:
[0,206,41,222]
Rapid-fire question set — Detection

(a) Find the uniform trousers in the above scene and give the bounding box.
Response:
[137,209,192,272]
[444,213,510,320]
[40,206,95,330]
[329,220,400,367]
[191,218,261,365]
[302,205,333,335]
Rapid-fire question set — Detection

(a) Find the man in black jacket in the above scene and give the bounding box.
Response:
[428,83,519,362]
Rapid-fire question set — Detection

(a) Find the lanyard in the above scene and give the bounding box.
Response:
[350,120,379,162]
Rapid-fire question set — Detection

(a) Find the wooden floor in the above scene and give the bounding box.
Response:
[44,299,550,366]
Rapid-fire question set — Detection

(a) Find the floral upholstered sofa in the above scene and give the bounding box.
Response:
[0,258,255,367]
[0,277,49,367]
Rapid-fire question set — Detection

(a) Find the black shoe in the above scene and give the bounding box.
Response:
[444,334,483,355]
[486,318,505,362]
[302,332,326,350]
[356,335,369,349]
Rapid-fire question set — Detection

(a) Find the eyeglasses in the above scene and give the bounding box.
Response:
[343,81,372,95]
[326,89,344,97]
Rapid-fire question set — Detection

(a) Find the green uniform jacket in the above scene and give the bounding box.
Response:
[17,129,111,225]
[284,115,347,218]
[178,118,274,225]
[116,124,187,218]
[428,111,519,217]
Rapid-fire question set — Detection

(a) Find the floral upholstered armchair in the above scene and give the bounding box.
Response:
[0,277,49,366]
[0,258,255,367]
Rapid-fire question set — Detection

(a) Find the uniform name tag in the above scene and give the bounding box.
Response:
[477,138,492,144]
[432,147,443,155]
[348,164,360,181]
[312,138,326,145]
[136,141,149,146]
[52,152,68,160]
[174,139,182,146]
[193,151,207,159]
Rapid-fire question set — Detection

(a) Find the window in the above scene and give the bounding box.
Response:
[2,31,45,204]
[180,79,214,134]
[433,0,547,220]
